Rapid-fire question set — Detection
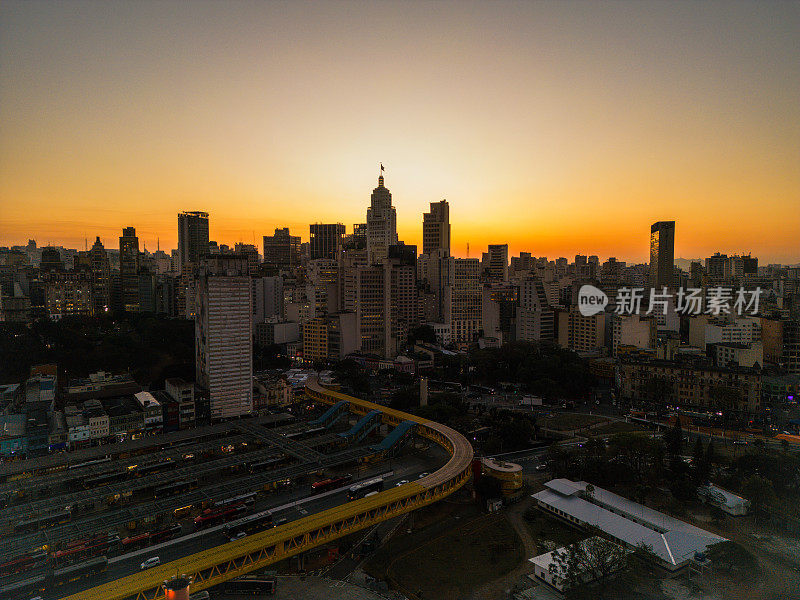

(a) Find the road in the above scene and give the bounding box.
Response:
[43,448,447,600]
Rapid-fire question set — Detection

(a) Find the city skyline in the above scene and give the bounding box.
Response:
[2,1,798,262]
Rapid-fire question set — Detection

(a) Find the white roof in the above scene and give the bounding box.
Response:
[700,484,748,508]
[533,479,725,567]
[134,391,160,409]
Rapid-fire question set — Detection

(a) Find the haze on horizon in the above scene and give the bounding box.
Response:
[1,0,798,263]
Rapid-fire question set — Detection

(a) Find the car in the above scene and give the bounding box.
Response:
[140,556,160,570]
[394,479,409,487]
[229,532,247,541]
[535,463,548,472]
[733,440,748,446]
[417,472,430,479]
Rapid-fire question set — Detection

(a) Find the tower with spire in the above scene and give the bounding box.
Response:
[366,165,398,264]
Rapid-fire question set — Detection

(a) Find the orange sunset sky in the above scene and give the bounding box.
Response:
[1,1,798,263]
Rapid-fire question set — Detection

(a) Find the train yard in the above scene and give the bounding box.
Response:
[0,398,448,600]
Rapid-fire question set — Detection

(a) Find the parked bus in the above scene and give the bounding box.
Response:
[311,474,352,493]
[0,574,47,598]
[0,551,48,577]
[52,556,108,587]
[149,524,182,544]
[14,508,71,534]
[153,479,198,499]
[215,492,256,509]
[193,505,247,530]
[52,535,119,565]
[347,477,384,501]
[120,532,151,553]
[173,505,193,519]
[83,470,127,489]
[223,510,273,538]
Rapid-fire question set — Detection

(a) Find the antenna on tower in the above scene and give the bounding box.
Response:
[157,237,160,252]
[466,242,470,258]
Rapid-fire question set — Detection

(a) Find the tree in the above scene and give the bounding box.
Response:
[741,474,776,521]
[692,437,708,485]
[664,418,684,471]
[549,530,629,598]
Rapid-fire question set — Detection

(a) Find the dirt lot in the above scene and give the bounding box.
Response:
[364,500,525,600]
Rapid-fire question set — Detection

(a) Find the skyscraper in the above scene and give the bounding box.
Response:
[177,211,210,273]
[178,211,210,318]
[366,173,398,264]
[195,256,253,420]
[422,200,450,255]
[119,226,140,312]
[89,236,111,314]
[262,227,301,271]
[649,221,675,290]
[310,223,346,260]
[487,244,509,282]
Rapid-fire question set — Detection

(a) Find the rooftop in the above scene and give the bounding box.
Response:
[533,479,725,568]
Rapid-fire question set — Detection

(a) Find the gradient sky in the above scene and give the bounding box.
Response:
[1,1,798,263]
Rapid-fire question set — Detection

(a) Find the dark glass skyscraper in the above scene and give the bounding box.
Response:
[649,221,675,290]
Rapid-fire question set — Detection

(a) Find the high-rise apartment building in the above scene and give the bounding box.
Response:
[450,257,481,343]
[366,174,398,264]
[195,258,253,420]
[516,277,554,342]
[649,221,675,290]
[487,244,509,282]
[310,223,346,260]
[422,200,450,255]
[119,227,140,312]
[262,227,301,271]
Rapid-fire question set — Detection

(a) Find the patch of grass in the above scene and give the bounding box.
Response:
[540,413,609,431]
[523,507,584,548]
[591,421,646,435]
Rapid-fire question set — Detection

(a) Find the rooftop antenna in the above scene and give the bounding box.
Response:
[157,237,160,252]
[466,242,470,258]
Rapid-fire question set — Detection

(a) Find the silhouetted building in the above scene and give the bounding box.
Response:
[649,221,675,290]
[310,223,346,260]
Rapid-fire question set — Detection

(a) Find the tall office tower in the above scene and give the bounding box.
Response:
[233,243,260,275]
[422,200,450,255]
[262,227,301,271]
[487,244,509,282]
[40,247,63,272]
[649,221,675,290]
[89,237,111,314]
[385,255,419,357]
[705,252,729,278]
[307,259,339,316]
[366,174,398,264]
[516,277,554,342]
[450,257,482,343]
[351,251,418,358]
[177,211,210,318]
[310,223,346,260]
[510,252,534,277]
[119,227,140,312]
[252,276,283,326]
[418,249,451,323]
[482,284,519,344]
[339,247,369,314]
[178,211,210,273]
[354,265,386,355]
[195,257,253,420]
